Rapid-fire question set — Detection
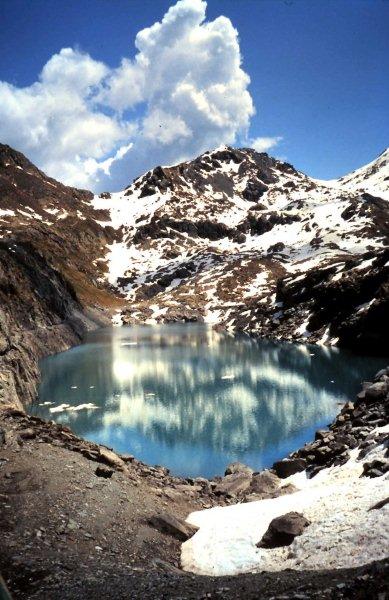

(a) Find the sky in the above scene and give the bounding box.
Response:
[0,0,388,192]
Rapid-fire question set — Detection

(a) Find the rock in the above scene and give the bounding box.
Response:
[273,458,306,478]
[99,447,125,469]
[66,518,78,532]
[121,453,135,463]
[214,472,252,497]
[275,483,299,496]
[362,460,389,478]
[81,448,99,460]
[174,484,202,494]
[95,465,114,478]
[163,489,181,500]
[366,468,385,478]
[364,382,388,402]
[374,368,389,381]
[149,512,199,541]
[18,428,36,440]
[341,401,355,415]
[250,470,280,495]
[334,433,358,449]
[369,497,389,510]
[315,429,330,441]
[224,462,254,476]
[257,512,310,548]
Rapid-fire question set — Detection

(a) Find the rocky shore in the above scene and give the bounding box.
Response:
[0,365,388,598]
[182,368,389,577]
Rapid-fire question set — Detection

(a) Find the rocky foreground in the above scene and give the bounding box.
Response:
[0,368,388,598]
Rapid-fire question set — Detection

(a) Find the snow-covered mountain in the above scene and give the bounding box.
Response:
[0,143,388,355]
[333,147,389,200]
[90,146,388,351]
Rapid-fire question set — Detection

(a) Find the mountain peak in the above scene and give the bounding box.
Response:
[336,146,389,199]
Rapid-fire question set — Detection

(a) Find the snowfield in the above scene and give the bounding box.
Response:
[181,426,389,576]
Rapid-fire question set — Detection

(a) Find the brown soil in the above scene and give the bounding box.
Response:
[1,409,388,600]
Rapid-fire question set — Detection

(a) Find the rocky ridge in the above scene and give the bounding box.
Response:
[91,146,389,353]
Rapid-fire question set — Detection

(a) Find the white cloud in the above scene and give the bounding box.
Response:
[0,47,134,188]
[250,136,283,153]
[0,0,271,192]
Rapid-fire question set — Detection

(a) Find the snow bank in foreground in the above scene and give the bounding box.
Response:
[181,426,389,576]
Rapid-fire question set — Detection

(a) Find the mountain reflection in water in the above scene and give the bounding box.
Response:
[33,324,387,478]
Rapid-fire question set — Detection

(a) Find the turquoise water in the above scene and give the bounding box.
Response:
[33,324,386,478]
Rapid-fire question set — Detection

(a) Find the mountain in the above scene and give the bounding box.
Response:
[0,143,388,406]
[0,144,121,404]
[91,146,388,352]
[334,147,389,199]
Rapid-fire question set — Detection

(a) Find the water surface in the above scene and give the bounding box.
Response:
[33,324,386,478]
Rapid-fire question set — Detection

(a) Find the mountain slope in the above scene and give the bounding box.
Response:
[0,143,388,369]
[0,144,122,405]
[333,147,389,200]
[90,146,388,352]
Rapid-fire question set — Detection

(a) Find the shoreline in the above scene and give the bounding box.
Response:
[0,312,388,596]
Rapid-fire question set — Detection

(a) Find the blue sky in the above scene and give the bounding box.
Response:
[0,0,388,191]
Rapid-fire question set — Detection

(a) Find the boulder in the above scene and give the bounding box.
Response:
[364,382,388,402]
[121,453,135,463]
[374,368,389,381]
[273,458,306,478]
[95,465,114,478]
[250,470,280,495]
[214,472,252,497]
[274,483,299,497]
[369,497,389,510]
[257,512,310,548]
[99,446,125,469]
[224,462,254,476]
[362,460,389,478]
[17,427,36,440]
[149,512,199,541]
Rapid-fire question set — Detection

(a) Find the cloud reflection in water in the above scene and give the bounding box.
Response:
[34,324,386,478]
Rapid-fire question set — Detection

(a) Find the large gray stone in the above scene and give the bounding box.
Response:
[149,512,199,541]
[224,462,254,476]
[364,382,388,402]
[214,472,252,497]
[257,512,310,548]
[250,470,280,495]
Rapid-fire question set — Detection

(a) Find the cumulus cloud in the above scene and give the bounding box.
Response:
[0,0,277,191]
[0,48,134,187]
[250,136,283,153]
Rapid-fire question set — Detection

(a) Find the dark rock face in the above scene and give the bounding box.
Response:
[273,458,307,478]
[0,145,116,408]
[273,248,389,354]
[257,512,310,548]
